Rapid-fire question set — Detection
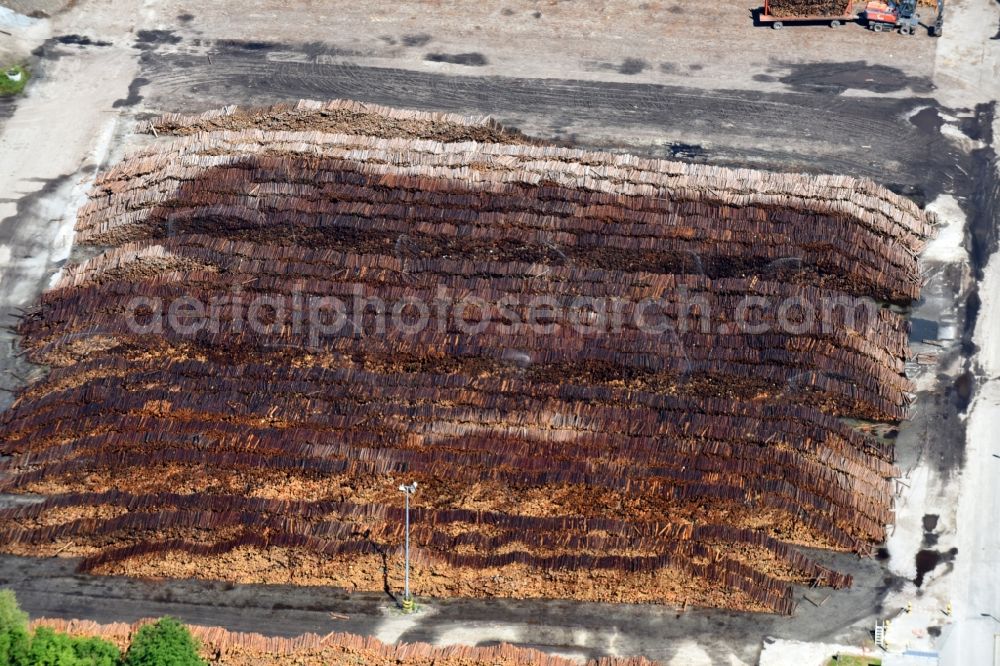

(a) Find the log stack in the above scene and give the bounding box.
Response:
[769,0,852,17]
[0,100,936,614]
[31,617,656,666]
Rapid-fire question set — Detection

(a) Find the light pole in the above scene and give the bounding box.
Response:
[398,481,418,612]
[981,614,1000,664]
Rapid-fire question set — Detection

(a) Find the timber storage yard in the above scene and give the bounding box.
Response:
[0,1,998,665]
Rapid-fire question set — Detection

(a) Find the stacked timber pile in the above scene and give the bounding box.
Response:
[138,99,529,144]
[769,0,852,16]
[0,100,935,615]
[31,618,656,666]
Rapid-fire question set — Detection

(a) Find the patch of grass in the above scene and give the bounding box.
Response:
[827,655,882,666]
[0,65,30,96]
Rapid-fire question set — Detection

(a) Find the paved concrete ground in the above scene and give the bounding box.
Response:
[0,0,998,663]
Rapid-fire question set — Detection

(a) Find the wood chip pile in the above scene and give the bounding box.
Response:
[0,100,936,615]
[31,617,656,666]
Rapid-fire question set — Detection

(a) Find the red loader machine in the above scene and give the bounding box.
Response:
[864,0,920,33]
[864,0,944,34]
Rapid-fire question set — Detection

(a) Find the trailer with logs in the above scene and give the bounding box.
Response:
[758,0,857,28]
[758,0,944,32]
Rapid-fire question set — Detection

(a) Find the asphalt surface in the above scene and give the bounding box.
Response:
[138,50,963,198]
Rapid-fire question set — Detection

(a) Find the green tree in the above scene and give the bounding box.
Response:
[69,636,121,666]
[22,628,121,666]
[122,619,203,666]
[0,589,30,666]
[25,627,77,666]
[0,627,31,666]
[0,589,121,666]
[0,591,28,633]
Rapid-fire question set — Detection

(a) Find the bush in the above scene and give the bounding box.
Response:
[68,637,121,666]
[23,627,121,666]
[0,591,209,666]
[25,628,77,666]
[0,590,121,666]
[0,589,30,666]
[0,66,30,96]
[0,591,28,634]
[0,627,31,666]
[122,619,203,666]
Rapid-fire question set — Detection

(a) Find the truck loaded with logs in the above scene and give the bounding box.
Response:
[757,0,943,34]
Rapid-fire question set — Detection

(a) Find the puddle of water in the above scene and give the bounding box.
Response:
[910,318,940,341]
[954,371,975,412]
[910,106,944,134]
[914,547,958,587]
[915,549,940,587]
